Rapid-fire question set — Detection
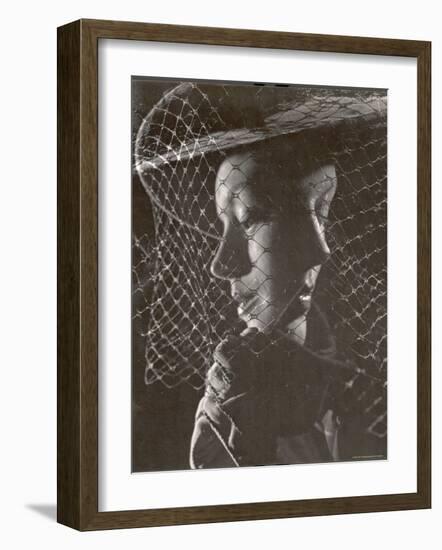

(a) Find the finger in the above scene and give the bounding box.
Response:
[205,362,233,400]
[213,334,242,365]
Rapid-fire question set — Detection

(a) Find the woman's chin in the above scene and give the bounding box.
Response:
[244,318,268,332]
[278,298,312,325]
[244,312,292,334]
[241,298,312,333]
[243,314,307,345]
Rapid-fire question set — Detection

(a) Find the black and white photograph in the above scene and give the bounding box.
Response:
[131,78,388,472]
[0,0,436,541]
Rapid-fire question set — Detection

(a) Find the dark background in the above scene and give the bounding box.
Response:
[132,78,203,471]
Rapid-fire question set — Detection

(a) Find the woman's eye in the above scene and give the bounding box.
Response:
[241,216,256,230]
[240,207,270,232]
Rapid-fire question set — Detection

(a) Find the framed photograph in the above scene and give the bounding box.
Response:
[57,19,431,530]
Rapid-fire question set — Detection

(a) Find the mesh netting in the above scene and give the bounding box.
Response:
[133,81,387,442]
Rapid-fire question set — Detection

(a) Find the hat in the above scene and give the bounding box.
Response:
[135,81,387,173]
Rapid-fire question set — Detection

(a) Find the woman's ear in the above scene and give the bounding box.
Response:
[292,164,337,270]
[299,163,337,224]
[315,164,337,225]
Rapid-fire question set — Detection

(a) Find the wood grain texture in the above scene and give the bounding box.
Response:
[57,18,431,531]
[79,19,100,530]
[416,41,431,507]
[57,20,81,529]
[84,18,427,56]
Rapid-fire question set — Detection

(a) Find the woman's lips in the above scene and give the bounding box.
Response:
[236,293,262,319]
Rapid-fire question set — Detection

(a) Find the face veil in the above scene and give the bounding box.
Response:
[133,80,387,441]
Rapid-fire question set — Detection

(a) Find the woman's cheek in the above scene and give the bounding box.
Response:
[247,225,275,274]
[250,222,276,251]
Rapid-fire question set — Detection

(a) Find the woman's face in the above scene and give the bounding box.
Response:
[211,148,337,334]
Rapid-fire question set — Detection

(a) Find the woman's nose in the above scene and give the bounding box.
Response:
[210,229,251,280]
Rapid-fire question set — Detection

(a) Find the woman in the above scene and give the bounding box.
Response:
[135,81,387,471]
[189,135,344,468]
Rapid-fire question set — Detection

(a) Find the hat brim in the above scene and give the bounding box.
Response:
[135,91,387,172]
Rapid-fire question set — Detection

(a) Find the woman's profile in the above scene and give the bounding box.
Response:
[133,80,387,471]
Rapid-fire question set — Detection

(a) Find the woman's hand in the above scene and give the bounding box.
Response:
[195,328,330,466]
[205,328,269,400]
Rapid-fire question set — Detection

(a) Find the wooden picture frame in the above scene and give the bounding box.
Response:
[57,18,431,530]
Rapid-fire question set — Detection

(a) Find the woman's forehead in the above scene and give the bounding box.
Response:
[216,152,257,185]
[215,153,256,203]
[215,175,256,213]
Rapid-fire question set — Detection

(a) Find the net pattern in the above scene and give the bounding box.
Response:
[133,82,387,439]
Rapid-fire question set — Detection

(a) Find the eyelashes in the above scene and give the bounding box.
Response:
[215,206,274,241]
[239,206,273,233]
